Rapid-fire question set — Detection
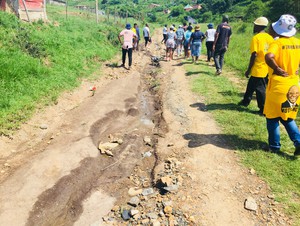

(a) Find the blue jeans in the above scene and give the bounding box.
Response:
[213,45,227,70]
[191,41,201,57]
[266,117,300,151]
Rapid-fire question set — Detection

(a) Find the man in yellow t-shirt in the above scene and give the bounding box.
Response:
[239,17,273,115]
[264,14,300,157]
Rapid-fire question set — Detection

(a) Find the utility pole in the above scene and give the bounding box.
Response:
[65,0,68,20]
[95,0,99,23]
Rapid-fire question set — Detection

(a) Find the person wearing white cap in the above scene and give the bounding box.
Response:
[238,17,273,115]
[264,14,300,157]
[175,25,185,57]
[165,26,177,61]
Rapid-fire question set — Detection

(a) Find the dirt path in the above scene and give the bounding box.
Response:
[0,30,290,225]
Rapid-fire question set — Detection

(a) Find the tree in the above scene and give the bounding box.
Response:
[169,5,184,17]
[244,0,265,22]
[267,0,299,22]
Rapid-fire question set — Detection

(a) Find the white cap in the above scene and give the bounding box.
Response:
[254,17,268,26]
[272,14,297,37]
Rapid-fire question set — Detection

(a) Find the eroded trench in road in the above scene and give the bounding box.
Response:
[25,61,168,226]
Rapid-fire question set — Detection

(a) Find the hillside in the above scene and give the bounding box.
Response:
[0,6,120,135]
[69,0,299,24]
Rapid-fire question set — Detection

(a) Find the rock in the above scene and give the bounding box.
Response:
[109,135,123,144]
[98,142,119,151]
[130,209,139,216]
[244,197,258,211]
[121,209,130,221]
[40,124,48,129]
[111,205,120,212]
[128,196,140,207]
[128,187,143,196]
[133,213,141,220]
[102,216,109,222]
[143,136,152,146]
[151,219,161,226]
[189,216,196,223]
[141,219,150,224]
[158,210,165,217]
[160,176,173,186]
[4,163,10,168]
[143,151,152,158]
[163,184,179,192]
[142,180,150,188]
[147,212,158,219]
[142,188,154,196]
[104,150,114,157]
[164,206,173,215]
[249,168,256,175]
[267,194,275,199]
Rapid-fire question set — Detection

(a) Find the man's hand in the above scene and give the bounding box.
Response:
[274,66,288,77]
[244,70,250,78]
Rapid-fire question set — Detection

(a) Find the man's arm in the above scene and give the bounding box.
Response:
[265,52,288,76]
[245,52,256,78]
[118,34,122,45]
[212,32,219,51]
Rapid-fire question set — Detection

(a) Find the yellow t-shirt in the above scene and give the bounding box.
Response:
[250,32,274,78]
[264,37,300,120]
[131,28,137,35]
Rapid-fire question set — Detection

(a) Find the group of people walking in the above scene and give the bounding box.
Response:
[118,14,300,157]
[162,16,232,76]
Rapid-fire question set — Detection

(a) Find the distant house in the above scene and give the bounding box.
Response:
[184,4,193,11]
[149,3,160,8]
[184,4,201,12]
[0,0,47,21]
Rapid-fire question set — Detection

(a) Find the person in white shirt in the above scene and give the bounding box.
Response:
[205,23,216,62]
[143,24,151,48]
[161,24,168,44]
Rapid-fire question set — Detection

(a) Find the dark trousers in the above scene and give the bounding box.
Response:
[241,76,267,112]
[162,34,167,43]
[122,48,133,66]
[206,41,214,61]
[144,37,149,47]
[213,45,227,70]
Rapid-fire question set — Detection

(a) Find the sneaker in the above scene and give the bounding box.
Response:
[121,64,125,68]
[216,69,222,75]
[294,146,300,157]
[238,100,247,107]
[128,66,131,70]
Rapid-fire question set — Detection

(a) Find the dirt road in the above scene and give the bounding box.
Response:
[0,30,290,225]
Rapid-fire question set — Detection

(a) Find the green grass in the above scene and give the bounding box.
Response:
[184,23,300,224]
[0,6,122,135]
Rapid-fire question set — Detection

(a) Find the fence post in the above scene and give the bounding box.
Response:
[65,0,68,20]
[95,0,98,23]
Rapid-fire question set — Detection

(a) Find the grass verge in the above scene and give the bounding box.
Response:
[0,6,121,135]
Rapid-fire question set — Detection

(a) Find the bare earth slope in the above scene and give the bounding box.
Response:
[0,30,290,226]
